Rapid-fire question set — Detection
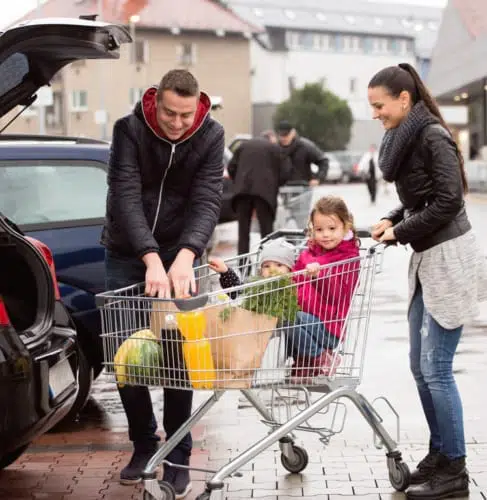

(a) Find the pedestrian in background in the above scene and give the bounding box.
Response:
[102,69,224,498]
[369,62,487,500]
[276,121,328,186]
[358,143,380,204]
[228,130,292,256]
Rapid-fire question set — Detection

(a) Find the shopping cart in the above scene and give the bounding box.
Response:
[96,230,408,500]
[276,182,314,230]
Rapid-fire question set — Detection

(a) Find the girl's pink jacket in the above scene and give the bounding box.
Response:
[292,238,360,339]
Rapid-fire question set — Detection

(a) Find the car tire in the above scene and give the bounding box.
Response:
[49,346,93,429]
[0,444,29,470]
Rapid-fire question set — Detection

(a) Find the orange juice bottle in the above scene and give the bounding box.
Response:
[175,311,215,389]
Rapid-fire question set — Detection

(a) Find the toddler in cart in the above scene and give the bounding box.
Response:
[207,237,296,293]
[290,195,360,378]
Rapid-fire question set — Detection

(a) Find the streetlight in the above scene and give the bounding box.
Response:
[129,15,140,64]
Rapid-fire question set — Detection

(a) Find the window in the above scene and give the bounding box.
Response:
[129,87,145,107]
[177,42,197,66]
[131,39,149,64]
[350,78,357,94]
[46,91,64,127]
[70,90,87,111]
[0,162,107,226]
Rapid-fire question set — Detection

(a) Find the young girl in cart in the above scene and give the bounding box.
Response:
[290,195,360,377]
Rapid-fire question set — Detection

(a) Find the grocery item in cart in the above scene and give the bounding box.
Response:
[175,311,215,389]
[114,329,161,387]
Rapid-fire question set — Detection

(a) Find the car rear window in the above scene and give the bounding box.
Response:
[0,161,107,225]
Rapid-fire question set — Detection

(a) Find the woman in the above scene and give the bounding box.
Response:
[369,63,487,500]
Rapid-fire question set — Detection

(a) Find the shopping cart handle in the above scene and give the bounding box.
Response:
[259,229,307,245]
[172,294,209,311]
[356,229,372,238]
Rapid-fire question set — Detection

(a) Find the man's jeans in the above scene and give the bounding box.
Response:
[287,311,340,358]
[409,284,465,459]
[105,250,193,459]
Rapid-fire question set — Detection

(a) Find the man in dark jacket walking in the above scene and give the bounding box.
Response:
[276,121,329,185]
[228,131,292,255]
[101,69,224,497]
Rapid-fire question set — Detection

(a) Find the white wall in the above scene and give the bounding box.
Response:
[251,41,416,121]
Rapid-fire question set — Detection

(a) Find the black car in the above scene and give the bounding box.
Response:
[0,17,131,469]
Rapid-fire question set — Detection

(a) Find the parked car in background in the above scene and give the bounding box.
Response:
[317,152,343,184]
[330,150,365,183]
[0,16,131,468]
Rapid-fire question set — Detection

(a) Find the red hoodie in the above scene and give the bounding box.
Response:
[141,86,211,142]
[292,238,360,339]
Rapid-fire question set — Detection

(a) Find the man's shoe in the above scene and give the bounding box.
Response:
[410,449,443,485]
[406,457,469,500]
[162,455,192,499]
[120,443,159,485]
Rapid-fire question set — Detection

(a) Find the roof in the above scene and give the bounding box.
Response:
[226,0,443,56]
[11,0,261,35]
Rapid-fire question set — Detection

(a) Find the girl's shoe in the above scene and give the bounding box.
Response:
[314,350,341,377]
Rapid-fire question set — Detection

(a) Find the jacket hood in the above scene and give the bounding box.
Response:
[307,233,359,259]
[135,86,211,142]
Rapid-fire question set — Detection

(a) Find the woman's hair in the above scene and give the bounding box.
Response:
[368,63,468,193]
[308,196,357,242]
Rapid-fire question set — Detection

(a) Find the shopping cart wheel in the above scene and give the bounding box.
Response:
[280,445,309,474]
[143,481,176,500]
[388,461,410,492]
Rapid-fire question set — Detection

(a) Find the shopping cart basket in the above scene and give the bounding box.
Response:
[277,182,314,230]
[96,231,408,500]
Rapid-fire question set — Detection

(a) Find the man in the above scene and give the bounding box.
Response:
[101,69,224,498]
[276,121,329,185]
[358,144,380,204]
[228,130,291,255]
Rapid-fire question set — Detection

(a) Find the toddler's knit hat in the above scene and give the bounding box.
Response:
[259,238,295,270]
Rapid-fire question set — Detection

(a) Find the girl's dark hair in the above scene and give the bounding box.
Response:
[368,63,468,193]
[308,195,358,243]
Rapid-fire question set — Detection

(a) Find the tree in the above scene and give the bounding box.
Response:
[273,83,353,151]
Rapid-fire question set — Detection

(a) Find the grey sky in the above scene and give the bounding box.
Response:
[1,0,448,30]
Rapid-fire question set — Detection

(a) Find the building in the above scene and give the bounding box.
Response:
[1,0,259,141]
[225,0,443,150]
[427,0,487,159]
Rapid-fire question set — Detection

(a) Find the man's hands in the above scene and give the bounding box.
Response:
[143,252,171,298]
[167,248,196,298]
[143,248,196,299]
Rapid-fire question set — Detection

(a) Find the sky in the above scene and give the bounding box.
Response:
[1,0,449,30]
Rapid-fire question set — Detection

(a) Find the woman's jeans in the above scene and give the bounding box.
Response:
[287,311,340,358]
[409,284,465,459]
[105,250,193,460]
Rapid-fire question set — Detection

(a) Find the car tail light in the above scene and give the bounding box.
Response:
[26,238,60,300]
[0,297,10,326]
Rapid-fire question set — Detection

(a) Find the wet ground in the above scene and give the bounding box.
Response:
[1,183,487,499]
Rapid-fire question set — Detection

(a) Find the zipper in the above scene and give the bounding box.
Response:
[152,143,176,234]
[141,93,212,236]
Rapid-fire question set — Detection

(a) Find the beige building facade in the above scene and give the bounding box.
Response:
[1,0,257,143]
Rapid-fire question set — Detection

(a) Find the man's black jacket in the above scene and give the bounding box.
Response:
[101,89,224,259]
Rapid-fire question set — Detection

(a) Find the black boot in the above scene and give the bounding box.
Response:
[410,449,443,485]
[406,456,469,500]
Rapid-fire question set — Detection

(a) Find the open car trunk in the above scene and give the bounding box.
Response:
[0,217,55,343]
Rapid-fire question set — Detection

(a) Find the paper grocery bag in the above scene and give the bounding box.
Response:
[202,305,277,385]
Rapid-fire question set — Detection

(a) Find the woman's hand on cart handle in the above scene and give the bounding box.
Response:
[143,252,172,299]
[208,257,228,274]
[371,219,393,242]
